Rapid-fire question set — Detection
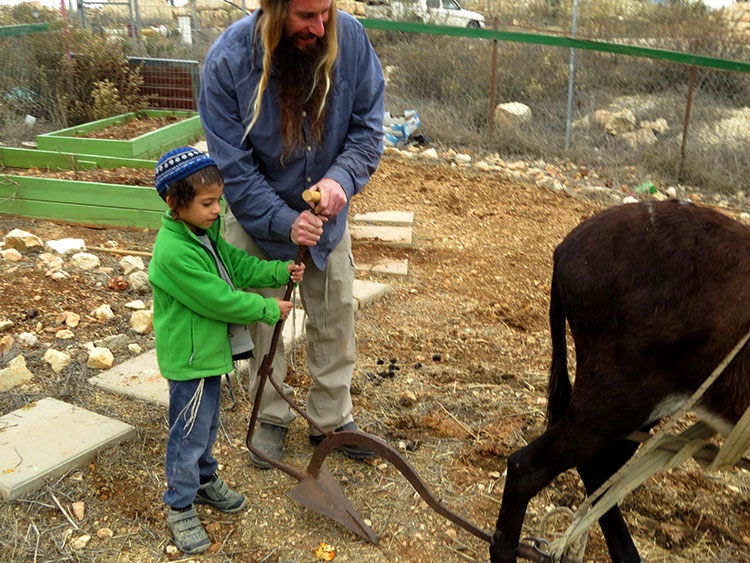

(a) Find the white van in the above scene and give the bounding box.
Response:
[368,0,486,29]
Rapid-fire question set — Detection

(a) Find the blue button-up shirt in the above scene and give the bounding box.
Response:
[199,10,385,270]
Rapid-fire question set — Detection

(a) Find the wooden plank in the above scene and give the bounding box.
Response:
[0,200,164,229]
[0,176,164,211]
[0,147,155,170]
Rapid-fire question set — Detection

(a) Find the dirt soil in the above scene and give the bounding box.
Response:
[1,153,749,563]
[74,115,183,139]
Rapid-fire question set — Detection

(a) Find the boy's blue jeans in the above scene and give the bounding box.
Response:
[163,376,221,509]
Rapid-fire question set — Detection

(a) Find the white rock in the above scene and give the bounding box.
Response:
[0,335,14,354]
[62,311,80,327]
[92,304,115,322]
[18,332,39,347]
[130,310,153,334]
[55,329,75,340]
[0,319,14,331]
[494,101,533,129]
[127,270,150,293]
[0,355,34,391]
[71,534,91,550]
[104,240,119,248]
[46,238,85,255]
[97,527,114,538]
[124,300,146,310]
[71,501,85,521]
[128,343,142,354]
[666,186,678,198]
[475,161,492,172]
[87,347,114,369]
[70,252,100,270]
[420,148,439,159]
[622,196,639,204]
[2,248,24,261]
[605,109,637,135]
[454,153,472,163]
[119,255,145,275]
[44,348,72,373]
[5,229,43,250]
[640,118,669,135]
[46,270,69,281]
[38,252,64,270]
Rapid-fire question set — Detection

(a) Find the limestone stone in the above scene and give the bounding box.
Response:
[5,229,43,250]
[46,238,85,255]
[87,348,114,370]
[44,349,72,374]
[494,101,533,129]
[127,270,150,293]
[92,304,115,322]
[38,253,63,270]
[70,252,101,270]
[119,255,145,275]
[0,335,14,354]
[2,248,24,261]
[0,355,34,391]
[130,310,153,334]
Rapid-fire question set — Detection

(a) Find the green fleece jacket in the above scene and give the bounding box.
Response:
[148,210,292,381]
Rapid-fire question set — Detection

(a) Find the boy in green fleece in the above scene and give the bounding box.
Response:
[149,146,304,554]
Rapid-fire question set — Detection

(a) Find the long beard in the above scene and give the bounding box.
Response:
[275,36,329,159]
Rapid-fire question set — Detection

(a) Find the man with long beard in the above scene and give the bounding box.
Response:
[199,0,385,468]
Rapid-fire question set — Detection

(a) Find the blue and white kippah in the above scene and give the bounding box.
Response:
[154,146,217,194]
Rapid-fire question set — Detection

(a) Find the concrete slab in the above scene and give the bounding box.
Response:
[0,398,135,500]
[350,224,413,248]
[353,279,393,311]
[88,309,307,407]
[352,210,414,226]
[356,257,409,276]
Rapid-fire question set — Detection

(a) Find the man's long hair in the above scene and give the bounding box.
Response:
[245,0,338,156]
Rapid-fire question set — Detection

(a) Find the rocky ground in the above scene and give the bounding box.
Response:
[1,149,750,563]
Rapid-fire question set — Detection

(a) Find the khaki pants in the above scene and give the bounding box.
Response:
[225,209,355,431]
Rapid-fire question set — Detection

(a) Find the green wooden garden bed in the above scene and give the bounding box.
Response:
[0,147,164,229]
[35,109,204,160]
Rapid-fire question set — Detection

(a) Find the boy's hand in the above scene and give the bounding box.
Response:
[275,298,293,320]
[288,262,305,283]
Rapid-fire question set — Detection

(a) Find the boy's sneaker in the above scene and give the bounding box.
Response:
[167,506,210,554]
[195,474,246,513]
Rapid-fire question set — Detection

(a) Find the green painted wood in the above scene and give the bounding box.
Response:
[0,23,52,38]
[360,19,750,73]
[0,199,163,229]
[0,147,155,170]
[35,136,135,158]
[0,176,164,212]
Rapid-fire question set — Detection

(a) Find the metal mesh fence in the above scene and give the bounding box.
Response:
[1,0,749,196]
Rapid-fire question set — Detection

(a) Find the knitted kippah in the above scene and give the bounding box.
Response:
[154,146,217,194]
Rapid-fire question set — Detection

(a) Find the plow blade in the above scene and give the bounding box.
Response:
[289,463,379,544]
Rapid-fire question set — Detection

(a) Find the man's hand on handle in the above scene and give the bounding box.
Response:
[291,209,325,246]
[306,178,347,218]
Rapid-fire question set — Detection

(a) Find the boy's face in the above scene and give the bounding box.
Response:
[171,182,223,232]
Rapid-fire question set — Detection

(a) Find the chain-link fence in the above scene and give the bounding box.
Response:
[1,0,749,195]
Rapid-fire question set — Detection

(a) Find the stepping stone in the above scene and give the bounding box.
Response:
[356,257,409,276]
[88,309,307,407]
[0,398,135,500]
[354,279,393,311]
[350,224,413,248]
[352,210,414,226]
